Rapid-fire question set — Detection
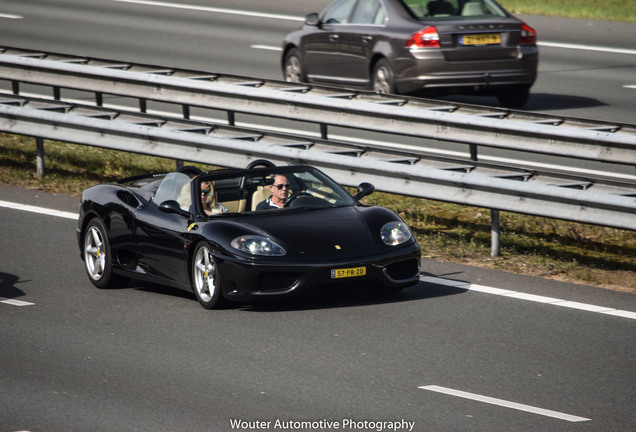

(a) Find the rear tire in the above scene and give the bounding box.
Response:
[371,59,395,94]
[83,218,128,289]
[191,242,227,309]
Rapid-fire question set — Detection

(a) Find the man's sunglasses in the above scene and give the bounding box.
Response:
[273,183,291,190]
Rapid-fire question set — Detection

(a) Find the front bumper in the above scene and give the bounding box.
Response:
[216,243,421,302]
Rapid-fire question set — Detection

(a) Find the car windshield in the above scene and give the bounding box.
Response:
[402,0,507,19]
[194,166,357,216]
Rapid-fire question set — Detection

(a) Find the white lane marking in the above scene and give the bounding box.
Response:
[0,13,23,19]
[420,275,636,320]
[0,200,78,220]
[0,297,34,306]
[419,385,591,422]
[538,41,636,56]
[251,45,283,52]
[111,0,304,22]
[624,85,636,89]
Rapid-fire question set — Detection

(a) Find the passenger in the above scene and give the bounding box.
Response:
[256,174,291,210]
[201,181,228,216]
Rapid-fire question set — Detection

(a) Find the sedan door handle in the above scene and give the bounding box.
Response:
[362,35,373,43]
[329,34,340,42]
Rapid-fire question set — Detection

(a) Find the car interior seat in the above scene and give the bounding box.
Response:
[427,0,455,16]
[251,185,272,210]
[461,1,485,16]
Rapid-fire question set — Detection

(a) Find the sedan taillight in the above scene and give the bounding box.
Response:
[407,26,440,48]
[519,23,537,45]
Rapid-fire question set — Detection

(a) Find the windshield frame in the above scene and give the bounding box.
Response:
[192,165,358,218]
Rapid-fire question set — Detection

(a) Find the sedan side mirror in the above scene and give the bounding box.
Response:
[354,182,375,201]
[305,13,320,26]
[159,200,191,217]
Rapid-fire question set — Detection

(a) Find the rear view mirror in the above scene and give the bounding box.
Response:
[159,200,190,217]
[305,13,319,26]
[354,182,375,201]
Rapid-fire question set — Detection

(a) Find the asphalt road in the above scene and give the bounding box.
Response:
[1,186,635,432]
[0,0,635,123]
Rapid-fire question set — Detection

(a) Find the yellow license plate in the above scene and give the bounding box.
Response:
[461,34,501,46]
[331,266,366,279]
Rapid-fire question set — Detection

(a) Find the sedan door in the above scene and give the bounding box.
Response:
[302,0,357,83]
[337,0,388,86]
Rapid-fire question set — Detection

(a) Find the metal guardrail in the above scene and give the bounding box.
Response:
[1,48,635,165]
[0,47,635,233]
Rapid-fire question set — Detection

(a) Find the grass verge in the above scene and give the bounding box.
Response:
[1,134,635,293]
[499,0,636,23]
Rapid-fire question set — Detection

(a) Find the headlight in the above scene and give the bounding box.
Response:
[381,221,412,246]
[231,235,286,256]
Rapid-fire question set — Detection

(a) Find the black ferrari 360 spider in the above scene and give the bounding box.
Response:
[77,161,421,308]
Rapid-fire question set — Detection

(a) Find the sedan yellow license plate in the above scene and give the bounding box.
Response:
[461,33,501,46]
[331,266,366,279]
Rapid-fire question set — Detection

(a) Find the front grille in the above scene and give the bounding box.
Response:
[258,273,300,292]
[385,259,420,281]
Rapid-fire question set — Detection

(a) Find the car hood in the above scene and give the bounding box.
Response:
[241,206,395,260]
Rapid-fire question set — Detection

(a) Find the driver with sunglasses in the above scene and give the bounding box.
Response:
[256,174,291,210]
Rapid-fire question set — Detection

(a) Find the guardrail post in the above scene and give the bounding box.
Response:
[36,137,45,178]
[470,144,478,161]
[491,209,500,257]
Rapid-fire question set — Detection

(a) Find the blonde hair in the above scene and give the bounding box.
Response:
[201,181,218,209]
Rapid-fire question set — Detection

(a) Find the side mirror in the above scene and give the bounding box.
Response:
[305,13,320,26]
[159,200,190,217]
[354,182,375,201]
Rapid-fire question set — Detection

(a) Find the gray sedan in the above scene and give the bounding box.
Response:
[282,0,538,107]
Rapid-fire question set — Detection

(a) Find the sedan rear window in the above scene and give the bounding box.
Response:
[403,0,507,19]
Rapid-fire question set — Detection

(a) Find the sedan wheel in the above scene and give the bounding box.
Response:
[83,218,127,289]
[283,49,304,83]
[192,242,226,309]
[372,59,395,94]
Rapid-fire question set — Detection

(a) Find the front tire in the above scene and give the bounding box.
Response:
[191,242,227,309]
[283,48,304,83]
[83,218,127,289]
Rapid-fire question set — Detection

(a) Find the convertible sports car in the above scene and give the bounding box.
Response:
[77,161,421,308]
